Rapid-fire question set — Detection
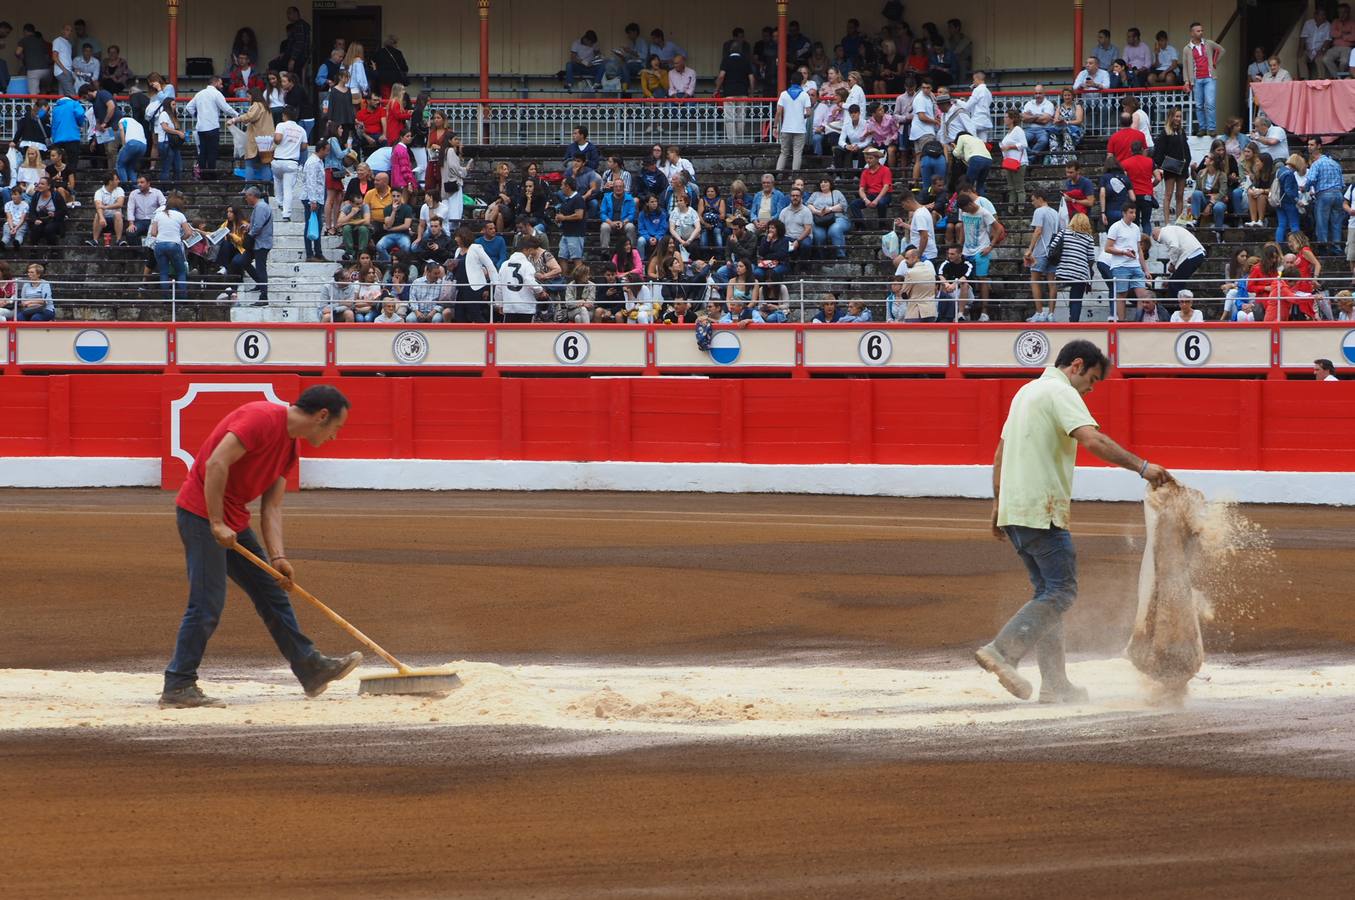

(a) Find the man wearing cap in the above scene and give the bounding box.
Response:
[233,187,274,303]
[978,339,1173,704]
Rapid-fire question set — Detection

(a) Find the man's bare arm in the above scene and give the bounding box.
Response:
[990,439,1005,540]
[203,433,248,545]
[1071,425,1173,486]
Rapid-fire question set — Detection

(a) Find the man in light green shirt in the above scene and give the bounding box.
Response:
[977,340,1173,703]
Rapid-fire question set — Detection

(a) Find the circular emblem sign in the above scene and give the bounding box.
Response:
[553,331,590,365]
[234,330,271,364]
[392,330,430,365]
[1173,330,1212,366]
[858,331,893,366]
[1013,330,1051,367]
[73,329,111,364]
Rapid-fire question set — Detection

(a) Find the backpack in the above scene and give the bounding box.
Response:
[1268,168,1284,208]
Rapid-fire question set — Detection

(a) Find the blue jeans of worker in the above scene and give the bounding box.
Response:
[1314,188,1344,253]
[1193,77,1217,133]
[1275,199,1300,244]
[991,525,1077,683]
[116,139,146,184]
[154,242,189,299]
[813,216,851,258]
[164,508,318,691]
[918,152,947,190]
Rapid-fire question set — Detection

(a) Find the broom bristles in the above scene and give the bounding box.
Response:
[358,671,462,696]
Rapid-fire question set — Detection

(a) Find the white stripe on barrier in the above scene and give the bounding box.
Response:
[3,457,1349,506]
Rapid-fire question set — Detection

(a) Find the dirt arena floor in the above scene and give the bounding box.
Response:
[3,488,1354,899]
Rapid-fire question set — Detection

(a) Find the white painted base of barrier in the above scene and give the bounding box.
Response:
[3,458,1351,506]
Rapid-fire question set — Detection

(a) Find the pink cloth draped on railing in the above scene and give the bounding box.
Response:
[1251,80,1355,142]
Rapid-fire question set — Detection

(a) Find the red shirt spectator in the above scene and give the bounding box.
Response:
[383,98,412,145]
[1122,153,1154,197]
[1107,127,1147,163]
[176,401,298,532]
[357,103,384,141]
[859,164,892,198]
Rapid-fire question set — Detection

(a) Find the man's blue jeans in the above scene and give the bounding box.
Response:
[1314,188,1344,252]
[564,60,605,88]
[918,153,947,190]
[1004,525,1078,614]
[1193,77,1217,132]
[377,232,411,261]
[164,508,317,691]
[1025,125,1050,154]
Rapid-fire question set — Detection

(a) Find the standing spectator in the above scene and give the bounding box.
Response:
[155,98,187,183]
[234,186,274,303]
[775,73,813,172]
[563,126,601,173]
[1054,213,1098,322]
[149,193,193,299]
[389,130,417,193]
[88,171,125,247]
[372,35,410,97]
[1108,111,1149,163]
[316,47,345,97]
[908,79,940,188]
[228,52,266,100]
[450,225,497,323]
[999,109,1028,209]
[658,145,696,185]
[475,221,508,269]
[185,76,236,180]
[894,246,938,322]
[667,55,696,98]
[18,263,55,321]
[668,188,702,260]
[1274,154,1306,244]
[227,88,274,181]
[947,19,974,82]
[1326,4,1355,76]
[900,189,936,263]
[807,177,851,260]
[952,132,992,197]
[343,43,372,99]
[963,70,993,141]
[715,45,756,142]
[301,141,328,262]
[0,261,13,321]
[1343,176,1355,268]
[865,102,900,169]
[554,177,588,275]
[269,7,311,77]
[18,24,52,95]
[850,148,892,226]
[1024,189,1061,322]
[125,175,165,245]
[1147,31,1182,86]
[1153,224,1207,299]
[1306,141,1345,257]
[956,190,1004,319]
[51,23,77,96]
[1183,22,1225,135]
[1122,142,1158,230]
[325,70,356,145]
[85,81,120,172]
[1098,205,1151,321]
[1299,6,1333,80]
[48,93,84,172]
[497,235,548,323]
[1154,108,1190,225]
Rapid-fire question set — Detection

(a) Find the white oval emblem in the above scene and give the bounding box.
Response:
[1013,330,1051,367]
[392,330,430,364]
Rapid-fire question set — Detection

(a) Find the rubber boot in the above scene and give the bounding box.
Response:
[992,599,1062,666]
[1034,620,1089,703]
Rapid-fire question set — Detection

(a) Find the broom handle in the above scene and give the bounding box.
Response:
[233,544,412,674]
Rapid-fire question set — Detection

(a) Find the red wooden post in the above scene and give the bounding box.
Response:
[167,0,180,83]
[478,0,490,101]
[1072,0,1085,75]
[776,2,789,96]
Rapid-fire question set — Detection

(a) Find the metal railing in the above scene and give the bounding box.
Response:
[3,87,1192,152]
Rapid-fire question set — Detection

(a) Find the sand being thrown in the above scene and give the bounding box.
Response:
[4,655,1352,739]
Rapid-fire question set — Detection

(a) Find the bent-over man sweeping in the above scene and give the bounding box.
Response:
[977,339,1173,703]
[161,385,362,709]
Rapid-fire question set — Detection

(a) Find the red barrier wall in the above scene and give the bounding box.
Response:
[3,375,1353,476]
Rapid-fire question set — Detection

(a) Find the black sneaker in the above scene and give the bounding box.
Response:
[158,684,227,709]
[84,239,99,247]
[300,651,364,698]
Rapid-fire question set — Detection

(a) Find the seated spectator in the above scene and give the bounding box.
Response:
[376,187,417,261]
[936,245,974,322]
[563,263,597,323]
[812,293,845,323]
[640,54,669,98]
[1048,89,1085,156]
[1147,31,1180,85]
[72,43,100,89]
[18,263,56,321]
[1171,291,1204,323]
[1299,7,1332,79]
[635,194,669,260]
[611,238,645,282]
[811,91,843,157]
[0,262,13,321]
[414,214,452,266]
[563,126,602,173]
[838,298,873,322]
[667,55,697,97]
[88,172,126,246]
[778,187,815,259]
[372,298,404,324]
[321,269,357,322]
[337,194,372,261]
[720,295,765,326]
[355,95,386,151]
[1072,56,1110,91]
[364,172,396,240]
[807,176,851,260]
[750,174,789,235]
[850,148,892,226]
[476,221,508,269]
[696,184,726,249]
[1190,140,1243,232]
[352,268,383,322]
[564,31,605,91]
[754,219,791,284]
[597,181,637,253]
[659,146,697,186]
[27,178,67,245]
[1020,85,1055,158]
[1249,114,1289,162]
[99,45,133,93]
[1259,56,1292,83]
[407,262,449,323]
[834,104,870,169]
[569,155,604,219]
[863,102,898,168]
[3,187,29,248]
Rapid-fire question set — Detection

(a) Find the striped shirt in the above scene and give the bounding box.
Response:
[1307,154,1344,194]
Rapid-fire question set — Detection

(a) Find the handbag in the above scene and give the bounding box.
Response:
[1161,156,1185,176]
[1045,231,1066,267]
[1001,157,1021,171]
[813,212,836,227]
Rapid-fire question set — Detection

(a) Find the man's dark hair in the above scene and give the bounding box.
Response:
[1156,30,1169,40]
[1315,358,1336,374]
[574,124,588,138]
[1128,27,1141,38]
[562,176,577,190]
[1055,340,1109,373]
[947,18,962,29]
[1098,29,1111,39]
[1119,112,1133,127]
[1190,21,1202,29]
[625,22,639,33]
[295,385,350,417]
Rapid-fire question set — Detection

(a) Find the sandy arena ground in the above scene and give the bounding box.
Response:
[3,488,1354,898]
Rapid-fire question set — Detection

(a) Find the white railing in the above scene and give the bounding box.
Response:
[4,87,1192,152]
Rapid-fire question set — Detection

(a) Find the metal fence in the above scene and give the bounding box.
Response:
[3,87,1193,153]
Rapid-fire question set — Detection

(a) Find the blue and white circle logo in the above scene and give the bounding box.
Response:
[709,331,742,365]
[73,330,111,364]
[1342,330,1355,365]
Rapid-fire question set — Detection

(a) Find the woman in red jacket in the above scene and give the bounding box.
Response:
[384,85,413,147]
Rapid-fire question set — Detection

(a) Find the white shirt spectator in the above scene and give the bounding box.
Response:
[908,205,936,261]
[776,88,813,134]
[95,184,125,212]
[1170,308,1205,322]
[498,251,542,315]
[154,109,176,145]
[894,257,938,319]
[659,157,697,184]
[1130,107,1155,150]
[150,207,189,246]
[1000,125,1029,166]
[186,83,237,132]
[72,55,100,87]
[1258,124,1289,161]
[52,35,74,73]
[302,154,326,204]
[571,39,601,65]
[462,242,497,291]
[940,105,971,144]
[845,83,867,116]
[1021,98,1055,122]
[1072,68,1110,90]
[1301,18,1332,57]
[1154,224,1205,268]
[838,114,869,148]
[1099,219,1143,268]
[668,66,697,97]
[908,91,938,141]
[119,116,147,145]
[964,82,992,131]
[273,120,307,161]
[1154,45,1180,72]
[365,145,393,173]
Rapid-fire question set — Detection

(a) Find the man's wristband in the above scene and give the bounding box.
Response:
[1138,460,1150,478]
[271,555,288,563]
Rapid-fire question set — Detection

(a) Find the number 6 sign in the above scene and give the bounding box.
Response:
[553,331,590,365]
[233,330,271,364]
[1173,330,1212,366]
[857,331,893,366]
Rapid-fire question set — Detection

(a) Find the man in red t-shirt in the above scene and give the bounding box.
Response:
[851,147,894,226]
[162,385,359,708]
[1106,114,1148,164]
[1120,142,1159,231]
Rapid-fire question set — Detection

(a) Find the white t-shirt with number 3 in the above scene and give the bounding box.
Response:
[497,252,541,315]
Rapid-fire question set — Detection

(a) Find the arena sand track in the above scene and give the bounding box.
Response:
[3,489,1355,898]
